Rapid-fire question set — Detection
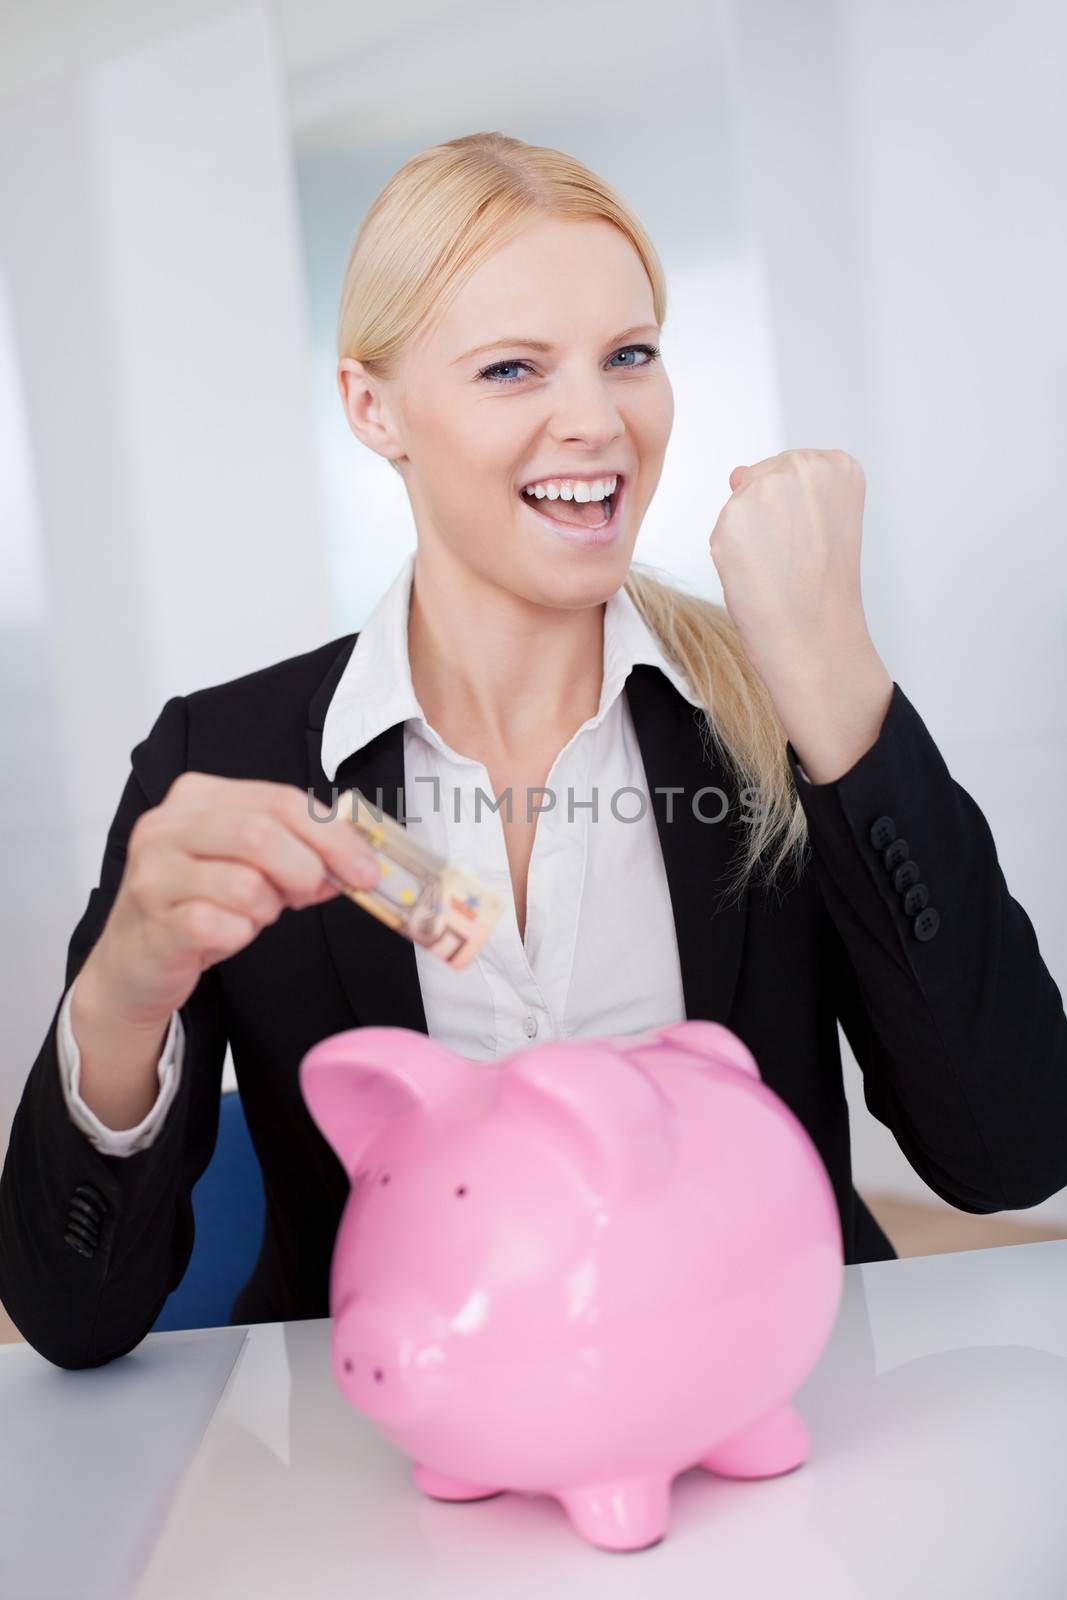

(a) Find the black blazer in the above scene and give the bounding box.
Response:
[3,633,1066,1369]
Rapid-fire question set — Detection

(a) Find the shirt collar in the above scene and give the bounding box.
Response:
[320,551,704,782]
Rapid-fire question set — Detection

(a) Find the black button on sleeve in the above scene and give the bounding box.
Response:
[893,860,921,893]
[64,1217,99,1249]
[903,883,929,916]
[68,1196,102,1229]
[869,815,896,850]
[64,1183,108,1258]
[913,907,941,941]
[73,1183,109,1213]
[883,838,909,870]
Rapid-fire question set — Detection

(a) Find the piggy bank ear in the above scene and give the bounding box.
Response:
[299,1026,484,1180]
[502,1042,676,1202]
[654,1020,761,1079]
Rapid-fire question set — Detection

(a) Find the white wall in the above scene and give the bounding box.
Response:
[0,4,332,1140]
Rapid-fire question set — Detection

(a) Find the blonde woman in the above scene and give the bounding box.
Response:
[3,132,1065,1369]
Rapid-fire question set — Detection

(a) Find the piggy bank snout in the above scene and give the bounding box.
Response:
[333,1306,428,1427]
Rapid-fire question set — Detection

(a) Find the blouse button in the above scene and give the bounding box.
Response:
[523,1014,539,1038]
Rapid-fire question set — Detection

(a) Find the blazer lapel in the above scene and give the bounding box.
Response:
[306,636,429,1034]
[622,663,749,1027]
[305,643,748,1038]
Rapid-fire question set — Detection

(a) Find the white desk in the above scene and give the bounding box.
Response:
[4,1241,1066,1599]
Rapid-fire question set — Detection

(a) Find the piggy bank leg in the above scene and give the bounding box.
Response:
[556,1475,671,1552]
[412,1463,504,1502]
[700,1402,810,1479]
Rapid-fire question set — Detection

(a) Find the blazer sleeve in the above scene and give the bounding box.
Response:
[785,681,1067,1214]
[0,696,228,1369]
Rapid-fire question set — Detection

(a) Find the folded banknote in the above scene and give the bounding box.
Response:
[326,787,506,971]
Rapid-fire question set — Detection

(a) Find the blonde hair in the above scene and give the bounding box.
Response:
[336,131,810,903]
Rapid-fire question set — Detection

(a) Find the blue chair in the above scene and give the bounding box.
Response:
[151,1089,266,1332]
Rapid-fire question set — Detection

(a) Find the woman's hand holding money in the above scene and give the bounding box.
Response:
[67,775,382,1131]
[77,774,381,1032]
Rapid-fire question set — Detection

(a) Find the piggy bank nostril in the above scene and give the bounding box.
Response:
[341,1356,383,1382]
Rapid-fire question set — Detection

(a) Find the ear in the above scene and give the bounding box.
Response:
[502,1042,676,1202]
[654,1020,762,1080]
[299,1026,484,1180]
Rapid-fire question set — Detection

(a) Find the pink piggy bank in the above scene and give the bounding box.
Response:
[299,1019,843,1552]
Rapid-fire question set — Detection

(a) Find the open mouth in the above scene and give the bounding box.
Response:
[517,476,625,542]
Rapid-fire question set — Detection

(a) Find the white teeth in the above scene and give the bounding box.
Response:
[521,474,619,501]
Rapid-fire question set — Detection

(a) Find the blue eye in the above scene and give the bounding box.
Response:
[476,343,661,385]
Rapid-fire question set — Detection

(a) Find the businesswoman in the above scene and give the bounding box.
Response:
[3,132,1066,1370]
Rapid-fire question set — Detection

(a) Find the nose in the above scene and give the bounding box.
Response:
[546,374,627,447]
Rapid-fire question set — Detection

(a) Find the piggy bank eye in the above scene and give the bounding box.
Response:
[455,1185,467,1197]
[380,1173,391,1185]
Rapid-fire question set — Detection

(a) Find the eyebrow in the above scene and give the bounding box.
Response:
[452,323,660,365]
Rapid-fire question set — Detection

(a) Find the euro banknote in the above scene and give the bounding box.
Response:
[326,787,506,971]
